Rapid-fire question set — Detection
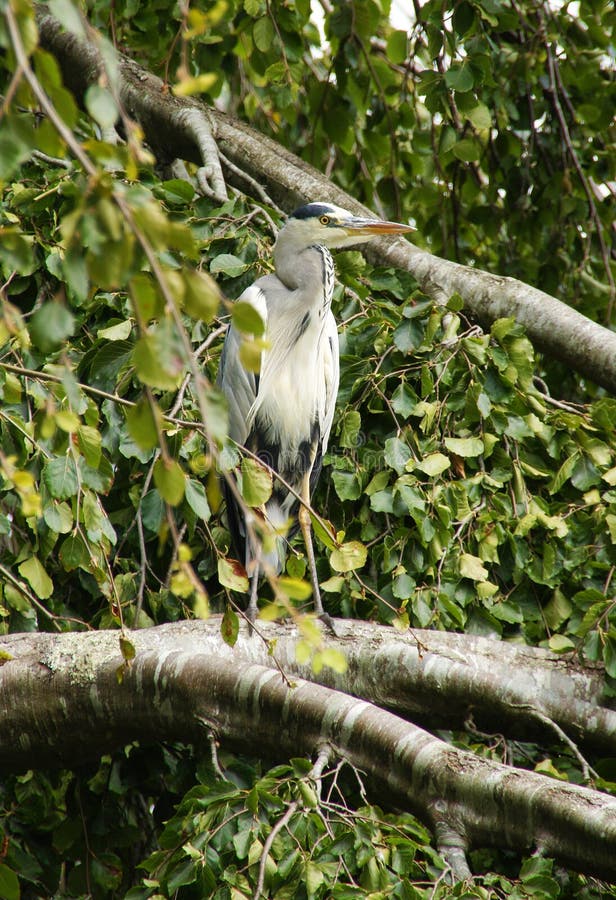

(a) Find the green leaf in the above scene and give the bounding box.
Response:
[55,410,80,433]
[414,453,450,476]
[48,0,85,35]
[444,436,484,457]
[129,272,163,321]
[340,409,361,448]
[210,254,249,277]
[0,863,20,900]
[391,382,417,418]
[386,30,408,64]
[332,470,361,501]
[253,16,274,52]
[221,606,239,646]
[43,455,79,500]
[218,557,249,592]
[98,319,133,341]
[173,73,217,96]
[278,577,312,601]
[240,457,272,506]
[571,455,601,491]
[183,269,220,322]
[330,540,367,573]
[158,179,195,203]
[0,228,37,276]
[153,458,186,506]
[77,425,102,468]
[305,861,324,895]
[452,0,475,35]
[452,138,481,162]
[119,633,136,662]
[204,390,229,446]
[17,557,53,600]
[29,302,75,353]
[310,515,336,552]
[0,125,33,183]
[43,501,73,534]
[384,437,412,475]
[467,102,491,129]
[167,858,197,892]
[132,332,184,390]
[459,553,489,581]
[85,84,118,128]
[604,637,616,679]
[319,647,347,673]
[184,478,211,522]
[444,63,474,91]
[59,533,92,572]
[232,301,266,336]
[543,589,573,630]
[548,635,575,653]
[125,398,160,451]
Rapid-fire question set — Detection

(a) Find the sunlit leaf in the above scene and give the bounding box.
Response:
[153,458,186,506]
[330,540,367,573]
[18,556,53,600]
[240,457,272,506]
[218,557,249,593]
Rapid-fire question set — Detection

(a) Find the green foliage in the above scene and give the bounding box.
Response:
[132,759,443,899]
[325,291,616,660]
[1,0,616,896]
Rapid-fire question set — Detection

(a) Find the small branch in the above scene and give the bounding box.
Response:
[253,801,298,900]
[196,716,225,780]
[512,704,599,783]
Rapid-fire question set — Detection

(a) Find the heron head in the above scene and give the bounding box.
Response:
[284,202,415,250]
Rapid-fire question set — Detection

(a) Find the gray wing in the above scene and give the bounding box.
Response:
[217,283,268,444]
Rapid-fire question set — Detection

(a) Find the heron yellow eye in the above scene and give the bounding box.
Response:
[319,215,330,225]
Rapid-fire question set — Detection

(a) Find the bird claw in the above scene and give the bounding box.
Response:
[318,611,337,637]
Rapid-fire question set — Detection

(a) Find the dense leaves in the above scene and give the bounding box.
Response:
[1,0,615,896]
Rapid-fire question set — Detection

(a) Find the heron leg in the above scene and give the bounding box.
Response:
[298,473,336,635]
[245,538,260,632]
[247,563,259,626]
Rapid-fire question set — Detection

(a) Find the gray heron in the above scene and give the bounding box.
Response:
[217,201,414,625]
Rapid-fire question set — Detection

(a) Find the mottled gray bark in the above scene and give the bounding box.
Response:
[2,622,616,879]
[36,11,616,394]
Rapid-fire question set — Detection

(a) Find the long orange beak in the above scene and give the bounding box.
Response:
[340,216,415,236]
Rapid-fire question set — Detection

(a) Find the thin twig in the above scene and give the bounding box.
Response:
[252,801,298,900]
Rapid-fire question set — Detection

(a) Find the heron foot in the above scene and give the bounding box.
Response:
[318,611,337,636]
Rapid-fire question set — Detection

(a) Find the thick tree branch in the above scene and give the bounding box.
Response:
[3,619,613,759]
[35,11,616,394]
[2,624,616,879]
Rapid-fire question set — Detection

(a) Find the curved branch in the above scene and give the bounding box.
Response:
[34,10,616,394]
[3,619,612,756]
[1,625,616,879]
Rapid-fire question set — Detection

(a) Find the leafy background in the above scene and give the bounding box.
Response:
[0,0,615,896]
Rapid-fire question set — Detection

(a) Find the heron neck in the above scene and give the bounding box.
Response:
[274,239,333,297]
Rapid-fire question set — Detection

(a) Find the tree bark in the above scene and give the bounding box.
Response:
[3,619,613,756]
[2,622,616,879]
[35,10,616,394]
